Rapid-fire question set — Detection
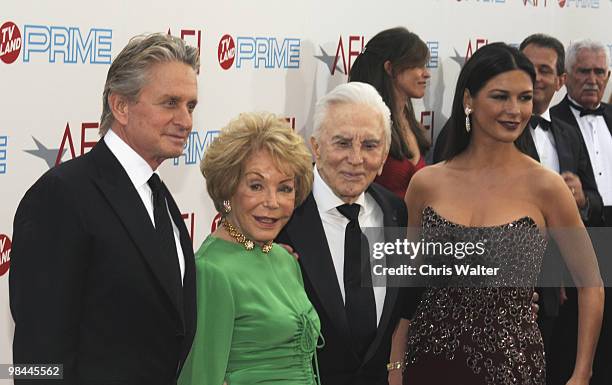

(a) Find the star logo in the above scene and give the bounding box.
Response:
[314,46,344,74]
[450,48,466,67]
[24,137,65,169]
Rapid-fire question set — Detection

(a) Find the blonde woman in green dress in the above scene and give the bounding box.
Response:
[178,112,321,385]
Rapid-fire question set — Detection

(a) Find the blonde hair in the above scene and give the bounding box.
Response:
[201,112,313,213]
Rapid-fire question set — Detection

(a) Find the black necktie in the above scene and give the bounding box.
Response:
[148,174,181,287]
[529,115,551,131]
[568,99,605,117]
[337,203,377,358]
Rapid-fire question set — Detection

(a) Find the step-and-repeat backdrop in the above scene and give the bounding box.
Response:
[2,0,611,377]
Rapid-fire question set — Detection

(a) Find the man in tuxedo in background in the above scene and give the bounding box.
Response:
[277,82,417,385]
[10,33,199,385]
[514,34,603,385]
[550,38,612,385]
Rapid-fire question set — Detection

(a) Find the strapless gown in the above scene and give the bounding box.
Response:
[403,207,547,385]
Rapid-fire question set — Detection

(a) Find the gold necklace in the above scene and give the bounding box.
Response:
[222,219,273,253]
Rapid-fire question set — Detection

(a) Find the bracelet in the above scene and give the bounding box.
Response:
[387,361,403,371]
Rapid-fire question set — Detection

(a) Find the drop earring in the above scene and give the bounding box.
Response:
[464,107,472,133]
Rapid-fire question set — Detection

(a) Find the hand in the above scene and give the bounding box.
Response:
[278,243,300,260]
[531,291,539,321]
[559,286,568,306]
[388,369,402,385]
[565,374,590,385]
[561,172,586,208]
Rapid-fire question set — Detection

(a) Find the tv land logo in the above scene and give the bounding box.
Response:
[172,130,221,166]
[168,28,202,55]
[0,21,21,64]
[217,34,300,70]
[0,20,112,64]
[0,135,7,174]
[0,234,11,277]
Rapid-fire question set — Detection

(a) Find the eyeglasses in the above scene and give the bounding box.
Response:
[575,67,610,78]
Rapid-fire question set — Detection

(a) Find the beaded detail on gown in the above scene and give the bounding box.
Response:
[403,207,547,385]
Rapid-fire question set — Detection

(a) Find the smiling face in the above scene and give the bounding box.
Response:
[311,102,387,204]
[465,69,533,143]
[521,44,562,114]
[566,48,610,109]
[113,60,198,170]
[393,65,431,99]
[227,149,296,244]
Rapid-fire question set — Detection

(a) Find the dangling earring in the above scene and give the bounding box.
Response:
[222,200,232,214]
[464,107,472,133]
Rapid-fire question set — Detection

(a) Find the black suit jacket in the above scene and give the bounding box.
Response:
[515,110,603,226]
[9,140,196,385]
[277,183,417,385]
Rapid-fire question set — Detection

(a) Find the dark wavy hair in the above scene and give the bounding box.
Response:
[349,27,430,160]
[441,43,536,160]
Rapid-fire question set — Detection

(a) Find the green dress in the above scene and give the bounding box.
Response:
[178,235,321,385]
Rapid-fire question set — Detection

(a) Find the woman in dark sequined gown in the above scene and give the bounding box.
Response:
[402,43,603,385]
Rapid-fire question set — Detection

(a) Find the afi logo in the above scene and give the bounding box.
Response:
[466,38,488,61]
[523,0,549,5]
[168,28,202,55]
[181,212,195,243]
[56,122,99,165]
[332,35,364,75]
[0,21,22,64]
[284,117,296,130]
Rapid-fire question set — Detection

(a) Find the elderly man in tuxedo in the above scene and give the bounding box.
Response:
[10,33,199,385]
[277,82,417,385]
[549,38,612,385]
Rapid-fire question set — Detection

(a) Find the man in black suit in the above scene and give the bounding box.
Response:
[513,34,604,385]
[550,39,612,385]
[277,82,417,385]
[9,33,199,385]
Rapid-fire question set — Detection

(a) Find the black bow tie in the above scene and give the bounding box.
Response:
[529,115,551,131]
[568,99,605,117]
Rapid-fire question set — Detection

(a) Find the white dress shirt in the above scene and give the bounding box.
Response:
[568,96,612,205]
[104,129,186,283]
[312,166,386,325]
[530,109,560,173]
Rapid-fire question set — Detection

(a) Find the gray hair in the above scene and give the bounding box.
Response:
[99,33,200,135]
[565,39,610,73]
[312,82,392,152]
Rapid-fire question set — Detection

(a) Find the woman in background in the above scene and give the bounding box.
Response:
[349,27,431,199]
[178,112,320,385]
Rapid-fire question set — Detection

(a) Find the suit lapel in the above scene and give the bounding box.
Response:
[285,194,353,345]
[550,117,573,172]
[521,126,540,162]
[362,185,399,363]
[89,140,183,318]
[603,103,612,137]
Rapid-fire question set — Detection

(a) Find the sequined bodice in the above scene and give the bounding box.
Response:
[404,207,548,385]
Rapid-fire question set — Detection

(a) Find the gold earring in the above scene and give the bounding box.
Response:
[222,200,232,214]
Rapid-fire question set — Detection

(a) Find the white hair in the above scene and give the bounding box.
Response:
[566,39,610,73]
[312,82,392,152]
